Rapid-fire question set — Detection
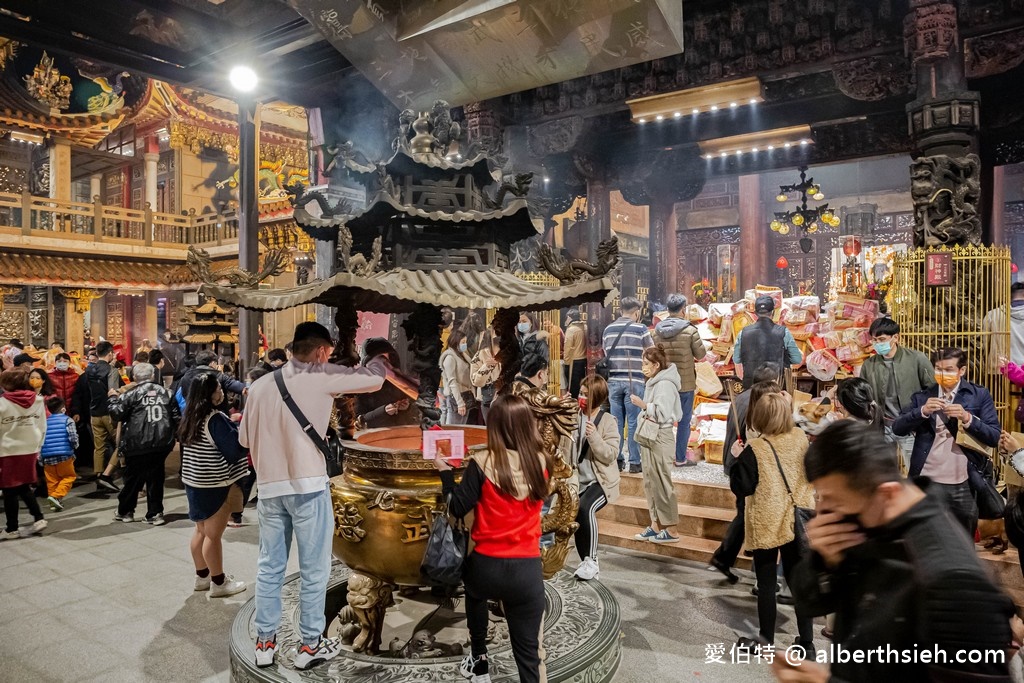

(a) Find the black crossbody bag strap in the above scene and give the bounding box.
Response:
[765,439,797,507]
[274,370,332,460]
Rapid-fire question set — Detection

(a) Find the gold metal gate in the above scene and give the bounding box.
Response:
[891,245,1011,426]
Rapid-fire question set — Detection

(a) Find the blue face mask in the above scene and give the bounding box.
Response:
[872,341,892,357]
[517,322,530,334]
[458,341,468,353]
[1012,300,1024,308]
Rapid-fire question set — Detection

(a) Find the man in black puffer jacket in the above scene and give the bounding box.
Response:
[108,363,180,525]
[775,420,1014,683]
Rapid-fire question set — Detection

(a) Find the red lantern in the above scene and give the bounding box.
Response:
[775,256,789,269]
[1013,263,1019,274]
[842,237,862,257]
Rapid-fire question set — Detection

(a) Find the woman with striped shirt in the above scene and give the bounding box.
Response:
[179,373,248,598]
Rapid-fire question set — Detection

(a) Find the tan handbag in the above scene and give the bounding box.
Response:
[635,414,661,448]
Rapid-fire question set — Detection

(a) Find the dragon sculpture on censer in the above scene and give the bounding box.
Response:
[186,245,288,288]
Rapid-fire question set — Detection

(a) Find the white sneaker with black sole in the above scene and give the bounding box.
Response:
[145,514,166,526]
[113,512,134,523]
[209,576,247,598]
[293,636,341,670]
[574,556,600,581]
[459,654,492,682]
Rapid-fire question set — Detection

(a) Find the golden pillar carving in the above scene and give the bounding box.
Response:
[0,285,20,313]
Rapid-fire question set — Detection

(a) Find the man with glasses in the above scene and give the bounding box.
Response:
[892,347,1000,535]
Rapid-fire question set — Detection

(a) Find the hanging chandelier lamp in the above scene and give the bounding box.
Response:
[769,166,839,246]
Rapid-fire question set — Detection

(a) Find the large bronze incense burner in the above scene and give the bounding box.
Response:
[202,102,617,658]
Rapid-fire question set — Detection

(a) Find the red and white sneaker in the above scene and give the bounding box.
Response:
[255,636,276,668]
[293,636,341,670]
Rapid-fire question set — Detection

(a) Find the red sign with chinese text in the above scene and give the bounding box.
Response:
[926,253,952,286]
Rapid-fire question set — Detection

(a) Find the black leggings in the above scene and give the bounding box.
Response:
[751,540,814,646]
[574,483,608,561]
[3,484,43,532]
[464,553,545,683]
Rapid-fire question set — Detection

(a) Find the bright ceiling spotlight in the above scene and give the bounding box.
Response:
[751,147,759,152]
[710,105,719,111]
[784,142,792,148]
[655,114,664,121]
[638,117,646,124]
[729,101,738,108]
[674,111,682,118]
[749,98,757,104]
[800,139,809,146]
[692,108,699,114]
[720,151,727,157]
[229,65,258,92]
[767,144,775,150]
[543,176,550,182]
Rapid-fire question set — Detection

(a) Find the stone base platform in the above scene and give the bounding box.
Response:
[229,564,621,682]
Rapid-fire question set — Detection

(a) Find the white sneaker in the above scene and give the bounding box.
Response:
[574,556,600,581]
[459,654,492,682]
[194,575,212,591]
[293,636,341,670]
[19,519,46,537]
[0,529,19,541]
[209,576,247,598]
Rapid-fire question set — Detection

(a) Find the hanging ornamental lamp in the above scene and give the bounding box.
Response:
[770,166,839,252]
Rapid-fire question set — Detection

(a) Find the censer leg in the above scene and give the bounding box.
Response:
[346,572,394,654]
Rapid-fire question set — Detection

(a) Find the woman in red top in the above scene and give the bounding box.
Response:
[435,393,549,683]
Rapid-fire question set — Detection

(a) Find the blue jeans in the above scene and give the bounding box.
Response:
[675,390,695,464]
[608,378,644,467]
[255,486,333,645]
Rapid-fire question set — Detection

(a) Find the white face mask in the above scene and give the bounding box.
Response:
[55,361,70,371]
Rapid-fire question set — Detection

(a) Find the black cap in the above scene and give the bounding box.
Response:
[12,353,35,367]
[754,295,775,315]
[292,321,333,347]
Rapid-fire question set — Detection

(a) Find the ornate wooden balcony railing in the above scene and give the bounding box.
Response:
[0,191,241,248]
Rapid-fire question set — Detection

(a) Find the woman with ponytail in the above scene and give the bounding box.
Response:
[835,378,884,430]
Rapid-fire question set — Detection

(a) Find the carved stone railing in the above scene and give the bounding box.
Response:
[0,191,240,248]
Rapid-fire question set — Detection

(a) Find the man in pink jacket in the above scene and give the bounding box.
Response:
[240,322,390,670]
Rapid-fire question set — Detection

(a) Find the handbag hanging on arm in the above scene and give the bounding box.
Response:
[274,371,344,477]
[766,439,814,555]
[420,493,469,589]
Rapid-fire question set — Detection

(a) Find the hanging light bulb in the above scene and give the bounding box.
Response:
[791,213,805,226]
[807,221,819,233]
[770,219,782,231]
[809,185,820,196]
[813,191,825,201]
[776,193,788,202]
[821,210,834,222]
[779,224,791,235]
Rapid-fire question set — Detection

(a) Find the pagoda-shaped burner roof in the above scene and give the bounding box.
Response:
[345,150,497,189]
[202,269,614,315]
[295,191,540,243]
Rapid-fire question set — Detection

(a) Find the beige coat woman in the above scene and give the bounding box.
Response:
[743,427,814,550]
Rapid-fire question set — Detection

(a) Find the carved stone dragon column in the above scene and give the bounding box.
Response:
[904,0,982,248]
[492,307,521,395]
[400,304,443,427]
[333,301,360,438]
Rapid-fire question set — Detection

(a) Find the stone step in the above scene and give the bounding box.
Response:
[598,495,733,540]
[619,472,736,509]
[598,519,752,570]
[978,550,1024,605]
